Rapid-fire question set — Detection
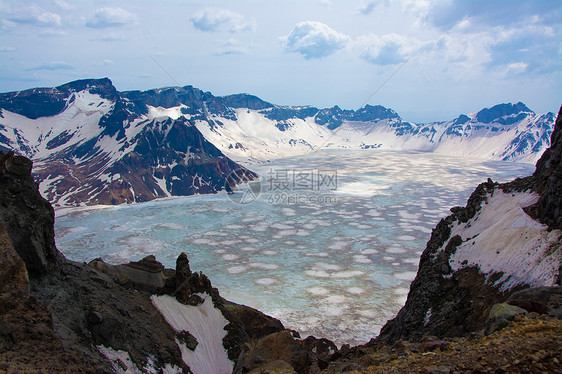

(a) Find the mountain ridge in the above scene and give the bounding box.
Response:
[0,78,557,206]
[0,78,258,206]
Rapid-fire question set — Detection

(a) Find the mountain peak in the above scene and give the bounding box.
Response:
[57,77,119,101]
[219,93,274,110]
[354,104,400,121]
[56,77,113,91]
[476,102,534,124]
[0,78,119,119]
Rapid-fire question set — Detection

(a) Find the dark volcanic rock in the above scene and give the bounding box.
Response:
[220,93,274,110]
[0,152,189,372]
[0,220,93,372]
[533,105,562,229]
[315,104,400,130]
[33,260,188,372]
[476,102,533,124]
[0,223,29,312]
[175,251,192,287]
[88,256,168,292]
[506,286,562,315]
[351,104,400,122]
[0,151,60,277]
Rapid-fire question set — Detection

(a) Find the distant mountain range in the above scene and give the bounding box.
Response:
[0,78,556,206]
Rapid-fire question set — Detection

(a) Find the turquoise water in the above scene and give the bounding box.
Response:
[55,150,534,345]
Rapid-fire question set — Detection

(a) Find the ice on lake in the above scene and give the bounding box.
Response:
[54,150,534,346]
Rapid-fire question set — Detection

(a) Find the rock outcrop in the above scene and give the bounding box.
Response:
[0,151,60,277]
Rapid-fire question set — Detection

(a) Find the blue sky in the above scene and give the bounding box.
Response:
[0,0,560,122]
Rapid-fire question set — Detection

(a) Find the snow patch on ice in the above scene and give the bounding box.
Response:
[346,287,365,295]
[394,271,417,281]
[306,286,330,296]
[255,278,277,285]
[227,265,248,274]
[249,262,280,270]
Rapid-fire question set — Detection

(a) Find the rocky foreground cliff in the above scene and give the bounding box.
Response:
[0,106,561,373]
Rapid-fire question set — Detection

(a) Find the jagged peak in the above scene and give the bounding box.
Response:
[475,102,534,124]
[219,93,274,110]
[55,77,114,92]
[355,104,400,120]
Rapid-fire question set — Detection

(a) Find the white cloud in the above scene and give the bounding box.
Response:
[4,4,62,27]
[358,33,420,65]
[453,17,472,31]
[0,46,15,52]
[40,29,68,37]
[434,32,494,66]
[54,0,75,11]
[505,62,529,75]
[191,8,256,33]
[359,1,378,15]
[216,39,249,56]
[403,0,431,13]
[27,61,73,71]
[86,8,137,29]
[99,32,126,42]
[281,21,349,59]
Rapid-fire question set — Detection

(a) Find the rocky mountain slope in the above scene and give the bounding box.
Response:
[0,78,257,206]
[0,78,556,206]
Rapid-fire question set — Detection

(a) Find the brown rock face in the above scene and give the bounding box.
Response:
[0,223,28,308]
[0,224,92,373]
[0,151,60,277]
[243,330,308,374]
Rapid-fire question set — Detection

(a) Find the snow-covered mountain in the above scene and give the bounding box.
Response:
[0,78,257,206]
[0,78,556,206]
[197,101,554,163]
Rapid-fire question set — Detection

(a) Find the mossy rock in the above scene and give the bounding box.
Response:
[177,331,198,351]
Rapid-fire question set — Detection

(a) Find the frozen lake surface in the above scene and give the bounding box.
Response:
[55,150,534,346]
